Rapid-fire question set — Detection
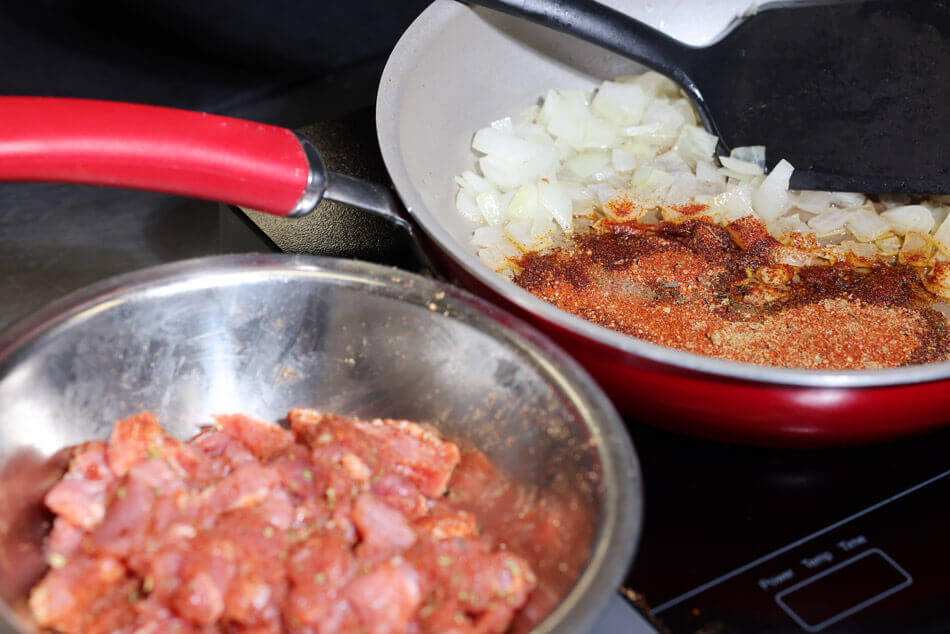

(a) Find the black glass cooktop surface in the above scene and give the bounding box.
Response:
[624,421,950,633]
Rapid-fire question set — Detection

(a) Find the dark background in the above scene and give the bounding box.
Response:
[0,0,429,118]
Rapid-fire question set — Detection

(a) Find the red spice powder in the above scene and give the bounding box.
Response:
[512,218,950,369]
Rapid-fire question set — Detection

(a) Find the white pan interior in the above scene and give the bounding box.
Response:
[376,0,950,388]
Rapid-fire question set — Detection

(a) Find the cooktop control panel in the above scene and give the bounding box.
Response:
[652,469,950,633]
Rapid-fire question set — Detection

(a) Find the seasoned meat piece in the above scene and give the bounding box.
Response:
[214,509,290,627]
[45,517,84,563]
[287,529,355,590]
[107,412,168,477]
[344,561,422,634]
[82,579,139,634]
[352,493,416,561]
[289,409,460,497]
[44,441,115,530]
[189,429,259,476]
[200,464,280,515]
[285,530,357,632]
[414,507,478,540]
[213,414,294,461]
[171,538,237,625]
[91,475,154,558]
[370,473,427,519]
[284,594,358,634]
[409,540,537,634]
[29,554,127,632]
[133,596,218,634]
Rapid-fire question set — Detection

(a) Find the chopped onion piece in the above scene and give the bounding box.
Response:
[874,234,902,256]
[930,206,950,231]
[563,150,611,179]
[842,240,878,262]
[881,205,935,236]
[475,190,505,226]
[455,188,481,222]
[611,148,637,173]
[730,146,766,169]
[933,215,950,255]
[695,160,724,184]
[621,122,663,137]
[630,71,681,98]
[631,165,675,198]
[654,150,692,175]
[665,172,698,203]
[795,190,832,214]
[538,178,574,232]
[591,81,649,125]
[829,191,866,208]
[674,126,719,164]
[641,100,686,144]
[807,208,852,236]
[777,213,812,237]
[589,183,620,207]
[846,208,891,242]
[712,182,756,222]
[751,159,793,222]
[899,231,932,265]
[478,245,510,270]
[720,156,764,176]
[472,127,535,162]
[519,105,540,125]
[458,170,492,193]
[472,226,504,248]
[506,183,540,220]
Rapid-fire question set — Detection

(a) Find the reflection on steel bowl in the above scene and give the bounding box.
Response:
[0,255,642,634]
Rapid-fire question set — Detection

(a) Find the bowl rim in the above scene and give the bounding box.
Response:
[376,0,950,390]
[0,253,643,634]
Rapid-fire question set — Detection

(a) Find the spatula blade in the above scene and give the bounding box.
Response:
[698,0,950,193]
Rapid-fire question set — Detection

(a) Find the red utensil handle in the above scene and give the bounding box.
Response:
[0,97,311,216]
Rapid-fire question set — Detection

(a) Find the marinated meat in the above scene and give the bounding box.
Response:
[29,410,537,634]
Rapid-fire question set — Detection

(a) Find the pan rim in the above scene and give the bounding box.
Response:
[376,0,950,391]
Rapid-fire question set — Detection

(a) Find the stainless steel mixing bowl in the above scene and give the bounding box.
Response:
[0,254,641,633]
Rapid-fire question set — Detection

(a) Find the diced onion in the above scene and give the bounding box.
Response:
[591,81,649,125]
[846,208,891,242]
[720,156,763,176]
[881,205,935,236]
[795,190,832,214]
[456,71,949,282]
[807,208,852,236]
[751,159,793,222]
[538,178,574,232]
[730,146,766,169]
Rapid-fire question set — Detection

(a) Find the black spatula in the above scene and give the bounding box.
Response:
[466,0,950,194]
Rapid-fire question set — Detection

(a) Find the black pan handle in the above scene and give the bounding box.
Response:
[464,0,696,89]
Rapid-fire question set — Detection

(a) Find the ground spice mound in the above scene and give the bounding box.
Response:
[512,218,950,370]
